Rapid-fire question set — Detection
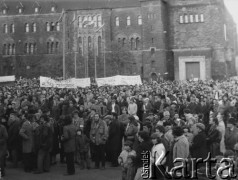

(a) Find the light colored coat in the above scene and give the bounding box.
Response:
[173,135,189,160]
[19,120,34,153]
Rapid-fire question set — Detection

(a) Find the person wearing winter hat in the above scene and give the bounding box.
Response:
[225,118,238,152]
[190,123,207,163]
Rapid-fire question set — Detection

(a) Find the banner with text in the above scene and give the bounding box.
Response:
[40,77,90,88]
[0,75,15,83]
[96,75,142,86]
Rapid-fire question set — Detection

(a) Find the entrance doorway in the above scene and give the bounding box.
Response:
[185,62,200,80]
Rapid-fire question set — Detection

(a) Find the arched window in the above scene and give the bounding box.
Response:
[51,6,55,12]
[3,24,7,33]
[8,44,11,55]
[30,43,34,54]
[97,15,102,27]
[51,42,54,53]
[88,36,92,51]
[46,22,50,32]
[25,43,29,54]
[35,7,39,13]
[18,8,23,14]
[135,37,140,50]
[130,38,134,50]
[127,16,131,26]
[118,38,121,45]
[56,22,60,31]
[122,38,126,47]
[47,42,50,54]
[138,15,142,25]
[51,22,55,31]
[32,23,36,32]
[11,24,15,33]
[83,36,86,53]
[3,9,6,15]
[78,37,82,55]
[12,44,15,55]
[98,36,101,56]
[115,17,119,26]
[34,43,37,53]
[78,16,82,28]
[3,44,6,55]
[55,42,59,53]
[25,23,29,32]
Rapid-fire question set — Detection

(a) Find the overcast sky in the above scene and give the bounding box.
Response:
[225,0,238,24]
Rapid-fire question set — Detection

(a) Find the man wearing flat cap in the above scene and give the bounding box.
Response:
[190,123,207,161]
[225,118,238,151]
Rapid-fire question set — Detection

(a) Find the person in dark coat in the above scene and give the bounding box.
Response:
[206,117,221,158]
[34,114,53,174]
[0,122,8,177]
[8,112,21,168]
[190,123,208,161]
[61,115,76,175]
[105,114,123,167]
[107,98,120,116]
[134,131,153,180]
[225,117,238,152]
[19,114,34,173]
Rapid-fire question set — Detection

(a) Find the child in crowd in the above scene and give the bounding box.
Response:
[75,129,91,169]
[118,141,136,180]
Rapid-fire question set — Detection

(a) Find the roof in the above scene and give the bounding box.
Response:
[0,0,141,15]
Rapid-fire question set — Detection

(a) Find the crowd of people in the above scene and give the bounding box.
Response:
[0,78,238,179]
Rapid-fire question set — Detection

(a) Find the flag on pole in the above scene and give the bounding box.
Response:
[70,12,76,24]
[95,24,105,32]
[57,9,65,22]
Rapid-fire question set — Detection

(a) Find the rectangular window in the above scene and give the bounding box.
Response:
[195,15,199,22]
[190,15,194,23]
[179,16,184,24]
[200,14,204,22]
[184,15,189,23]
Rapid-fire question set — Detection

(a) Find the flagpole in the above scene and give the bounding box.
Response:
[62,9,66,80]
[103,26,106,77]
[94,36,97,79]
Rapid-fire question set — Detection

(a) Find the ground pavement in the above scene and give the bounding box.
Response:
[2,162,121,180]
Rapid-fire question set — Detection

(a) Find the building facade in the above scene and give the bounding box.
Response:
[0,0,236,80]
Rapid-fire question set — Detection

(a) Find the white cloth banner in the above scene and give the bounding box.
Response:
[0,75,15,82]
[96,75,142,86]
[40,76,90,88]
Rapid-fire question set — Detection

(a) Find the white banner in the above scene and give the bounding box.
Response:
[0,75,15,82]
[96,75,142,86]
[40,76,90,88]
[117,75,142,86]
[96,76,118,87]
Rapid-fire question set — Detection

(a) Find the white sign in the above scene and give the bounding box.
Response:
[0,75,15,82]
[96,75,142,86]
[40,76,90,88]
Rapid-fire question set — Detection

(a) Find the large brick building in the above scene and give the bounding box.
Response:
[0,0,237,80]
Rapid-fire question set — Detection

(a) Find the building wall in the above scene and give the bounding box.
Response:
[0,0,236,80]
[169,0,237,80]
[0,13,63,77]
